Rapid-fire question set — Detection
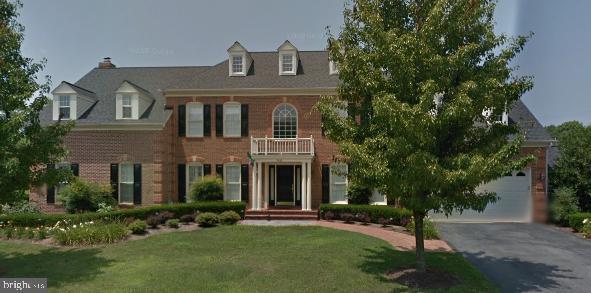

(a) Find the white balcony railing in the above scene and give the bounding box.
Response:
[251,136,314,156]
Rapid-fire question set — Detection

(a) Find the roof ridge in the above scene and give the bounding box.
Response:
[95,65,213,69]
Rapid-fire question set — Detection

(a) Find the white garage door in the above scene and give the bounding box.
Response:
[431,168,532,222]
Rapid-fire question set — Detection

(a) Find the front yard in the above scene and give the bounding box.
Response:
[0,225,495,292]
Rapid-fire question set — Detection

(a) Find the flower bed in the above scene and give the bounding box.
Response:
[319,204,412,226]
[51,220,128,246]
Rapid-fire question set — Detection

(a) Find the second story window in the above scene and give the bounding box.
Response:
[187,103,204,137]
[58,95,71,119]
[231,55,243,74]
[122,95,133,119]
[223,102,241,137]
[273,103,297,138]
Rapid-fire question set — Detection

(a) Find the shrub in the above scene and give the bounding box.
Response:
[357,213,371,225]
[219,211,241,225]
[158,211,175,223]
[146,215,162,229]
[341,213,355,223]
[550,187,579,226]
[568,213,591,232]
[59,178,115,213]
[323,210,335,221]
[122,217,136,226]
[581,219,591,238]
[319,204,412,226]
[405,217,440,240]
[190,176,224,201]
[180,214,194,224]
[0,202,246,227]
[36,228,47,240]
[128,220,148,235]
[25,228,35,239]
[166,219,180,229]
[346,183,372,205]
[97,202,114,213]
[0,200,40,215]
[378,217,390,227]
[197,212,219,227]
[51,221,128,246]
[15,227,26,238]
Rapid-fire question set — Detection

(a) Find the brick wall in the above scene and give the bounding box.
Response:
[521,146,548,222]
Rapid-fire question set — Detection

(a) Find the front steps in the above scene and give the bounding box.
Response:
[245,209,318,221]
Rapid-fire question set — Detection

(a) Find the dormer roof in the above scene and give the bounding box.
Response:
[277,40,298,52]
[52,81,97,101]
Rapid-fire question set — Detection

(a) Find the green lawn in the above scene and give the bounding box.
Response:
[0,225,496,292]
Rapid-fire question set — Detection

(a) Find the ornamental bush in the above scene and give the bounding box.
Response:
[218,211,241,225]
[51,221,127,246]
[550,187,579,226]
[405,217,440,240]
[59,178,115,213]
[196,212,219,227]
[568,212,591,232]
[0,200,40,215]
[128,220,148,235]
[166,219,180,229]
[319,204,411,225]
[346,183,372,205]
[581,218,591,238]
[180,214,194,224]
[190,176,224,201]
[146,215,162,229]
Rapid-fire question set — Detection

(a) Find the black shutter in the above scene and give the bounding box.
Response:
[178,164,186,203]
[110,163,119,202]
[204,104,211,137]
[216,164,223,179]
[215,104,223,137]
[204,164,211,176]
[322,164,330,204]
[133,164,142,205]
[241,164,249,202]
[178,104,186,137]
[321,117,325,137]
[70,163,79,177]
[46,164,55,204]
[241,104,249,137]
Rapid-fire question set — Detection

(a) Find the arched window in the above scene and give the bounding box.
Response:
[273,104,297,138]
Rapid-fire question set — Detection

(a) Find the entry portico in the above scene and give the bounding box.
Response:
[250,136,314,211]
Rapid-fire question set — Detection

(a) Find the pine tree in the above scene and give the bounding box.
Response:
[318,0,534,271]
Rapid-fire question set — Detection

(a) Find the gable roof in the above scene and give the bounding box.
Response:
[509,100,553,142]
[52,81,97,101]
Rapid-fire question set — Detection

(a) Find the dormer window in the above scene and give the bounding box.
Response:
[122,95,133,119]
[227,42,251,77]
[280,53,295,75]
[277,40,299,76]
[231,55,244,74]
[115,81,154,120]
[58,95,71,119]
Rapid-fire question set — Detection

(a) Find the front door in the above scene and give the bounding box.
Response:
[276,165,294,205]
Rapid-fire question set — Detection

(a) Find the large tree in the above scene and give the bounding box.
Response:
[0,0,72,203]
[318,0,533,271]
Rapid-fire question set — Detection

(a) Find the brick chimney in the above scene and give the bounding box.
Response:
[98,57,116,69]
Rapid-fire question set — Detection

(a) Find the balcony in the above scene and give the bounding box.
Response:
[251,136,314,156]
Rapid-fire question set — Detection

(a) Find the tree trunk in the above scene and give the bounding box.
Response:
[414,210,426,272]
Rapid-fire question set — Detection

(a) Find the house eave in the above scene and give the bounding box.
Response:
[163,87,338,97]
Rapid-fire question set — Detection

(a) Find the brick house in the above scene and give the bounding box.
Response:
[31,41,553,222]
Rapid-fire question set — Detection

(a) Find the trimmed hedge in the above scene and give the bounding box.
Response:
[0,201,246,227]
[568,212,591,232]
[319,204,412,225]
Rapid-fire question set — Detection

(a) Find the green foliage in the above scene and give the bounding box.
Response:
[0,201,246,227]
[196,212,219,227]
[346,182,372,204]
[406,218,440,240]
[166,219,180,229]
[547,121,591,211]
[128,220,148,235]
[0,0,73,203]
[0,200,40,214]
[568,213,591,232]
[97,202,114,213]
[146,215,162,228]
[581,219,591,238]
[550,187,579,225]
[51,220,128,246]
[317,0,534,270]
[190,176,224,201]
[320,204,411,225]
[180,214,194,223]
[59,178,115,213]
[218,211,241,225]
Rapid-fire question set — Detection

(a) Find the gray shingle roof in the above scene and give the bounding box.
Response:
[509,100,553,141]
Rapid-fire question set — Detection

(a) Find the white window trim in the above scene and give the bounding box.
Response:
[279,52,296,75]
[121,94,133,119]
[229,53,246,76]
[330,163,348,204]
[58,95,72,120]
[223,102,241,137]
[186,102,204,137]
[329,60,339,75]
[118,163,134,205]
[186,162,204,199]
[223,163,241,201]
[272,103,298,138]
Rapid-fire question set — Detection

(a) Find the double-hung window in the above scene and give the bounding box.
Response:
[58,96,71,119]
[187,103,204,137]
[187,163,204,197]
[55,162,70,203]
[224,164,241,201]
[330,164,348,204]
[224,103,241,137]
[122,95,133,119]
[119,164,134,204]
[281,54,294,74]
[231,55,243,74]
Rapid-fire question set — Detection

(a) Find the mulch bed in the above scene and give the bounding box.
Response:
[387,268,461,289]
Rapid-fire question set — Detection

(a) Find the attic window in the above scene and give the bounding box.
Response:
[280,53,296,75]
[231,55,244,75]
[122,95,133,119]
[58,95,71,120]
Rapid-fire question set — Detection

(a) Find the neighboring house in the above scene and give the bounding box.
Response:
[30,41,552,222]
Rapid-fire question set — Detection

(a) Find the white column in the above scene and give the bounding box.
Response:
[301,162,307,211]
[251,162,257,210]
[306,161,312,211]
[263,163,269,210]
[257,162,263,210]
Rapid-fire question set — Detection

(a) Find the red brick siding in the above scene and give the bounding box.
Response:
[521,146,548,222]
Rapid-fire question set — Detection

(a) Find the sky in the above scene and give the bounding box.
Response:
[17,0,591,126]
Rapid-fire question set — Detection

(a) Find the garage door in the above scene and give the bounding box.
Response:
[431,168,532,222]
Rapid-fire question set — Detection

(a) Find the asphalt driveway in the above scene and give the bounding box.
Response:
[437,223,591,293]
